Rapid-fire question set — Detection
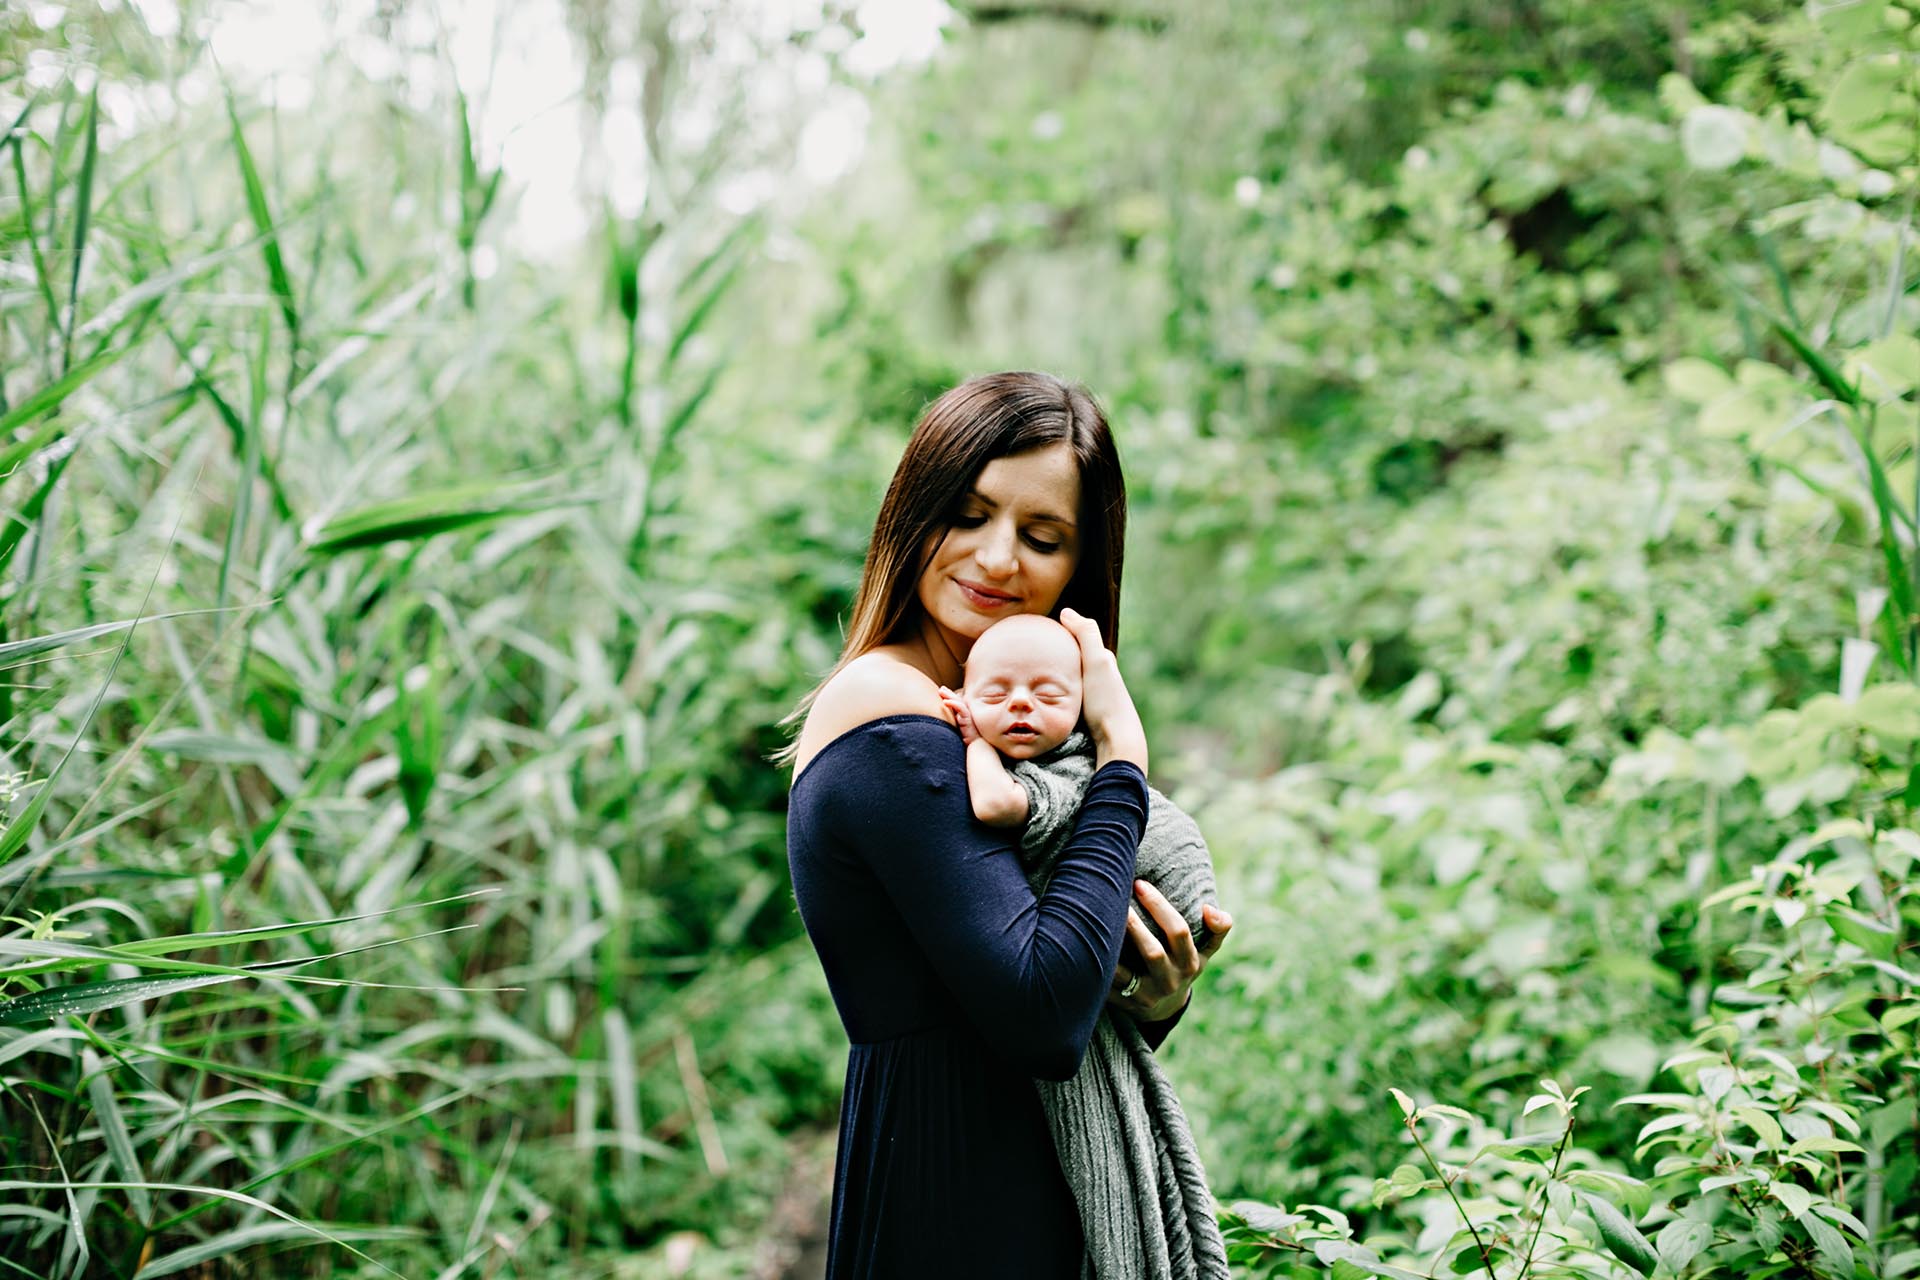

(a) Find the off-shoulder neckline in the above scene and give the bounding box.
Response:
[789,713,956,795]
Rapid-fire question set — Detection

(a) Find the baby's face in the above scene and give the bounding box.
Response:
[962,621,1083,759]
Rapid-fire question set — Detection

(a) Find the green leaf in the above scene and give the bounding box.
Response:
[0,344,128,439]
[143,729,299,768]
[1547,1178,1575,1225]
[1845,333,1920,401]
[1731,1106,1784,1149]
[305,482,593,555]
[81,1047,150,1224]
[1787,1135,1865,1157]
[0,972,241,1025]
[0,766,56,869]
[1826,906,1898,961]
[224,90,299,343]
[60,86,98,368]
[1854,682,1920,737]
[0,608,236,669]
[1770,316,1861,407]
[1755,1206,1786,1251]
[1566,1169,1653,1218]
[1665,357,1735,403]
[110,889,496,957]
[1479,1128,1564,1158]
[1580,1191,1658,1276]
[1228,1201,1304,1235]
[0,1181,402,1277]
[1802,1211,1855,1280]
[1656,1219,1713,1274]
[1819,56,1913,166]
[667,248,746,369]
[134,1222,414,1279]
[1769,1181,1814,1219]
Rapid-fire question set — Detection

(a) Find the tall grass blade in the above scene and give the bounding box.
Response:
[666,251,745,369]
[0,973,241,1025]
[172,338,294,522]
[8,114,61,333]
[74,238,258,342]
[305,483,594,555]
[113,888,497,956]
[0,608,239,669]
[135,1223,419,1279]
[1771,318,1861,407]
[0,924,487,1023]
[677,212,761,301]
[60,87,98,371]
[79,1048,151,1225]
[0,417,64,481]
[224,91,299,345]
[0,1182,406,1277]
[0,512,181,868]
[149,1090,475,1233]
[0,344,128,438]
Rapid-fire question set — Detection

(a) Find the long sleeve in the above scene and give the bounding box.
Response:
[797,716,1148,1081]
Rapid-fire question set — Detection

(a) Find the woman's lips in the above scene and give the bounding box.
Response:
[956,579,1018,609]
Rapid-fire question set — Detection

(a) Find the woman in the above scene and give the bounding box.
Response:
[783,372,1232,1277]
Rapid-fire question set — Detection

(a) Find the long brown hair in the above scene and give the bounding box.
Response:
[775,371,1127,765]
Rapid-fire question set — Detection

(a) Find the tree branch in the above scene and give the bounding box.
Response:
[949,3,1170,33]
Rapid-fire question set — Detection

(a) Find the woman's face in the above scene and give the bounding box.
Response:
[915,442,1083,654]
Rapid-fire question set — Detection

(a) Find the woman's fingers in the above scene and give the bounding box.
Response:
[1126,904,1167,973]
[1110,893,1233,1021]
[1198,902,1234,962]
[1057,606,1101,652]
[1059,608,1147,769]
[1132,880,1198,974]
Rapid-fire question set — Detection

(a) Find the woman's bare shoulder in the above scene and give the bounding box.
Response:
[792,651,952,778]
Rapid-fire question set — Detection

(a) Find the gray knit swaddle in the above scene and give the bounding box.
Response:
[1012,731,1230,1280]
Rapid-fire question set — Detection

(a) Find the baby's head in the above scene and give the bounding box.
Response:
[962,614,1084,759]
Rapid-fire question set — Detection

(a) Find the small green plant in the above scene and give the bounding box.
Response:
[1224,1081,1653,1279]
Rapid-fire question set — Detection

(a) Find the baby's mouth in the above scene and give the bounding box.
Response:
[1006,722,1037,739]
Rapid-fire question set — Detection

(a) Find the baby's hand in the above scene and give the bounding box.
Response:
[936,685,980,745]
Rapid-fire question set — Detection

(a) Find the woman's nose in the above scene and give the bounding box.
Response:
[974,524,1018,577]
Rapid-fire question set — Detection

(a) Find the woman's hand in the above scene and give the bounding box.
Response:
[1058,608,1147,772]
[1108,882,1233,1023]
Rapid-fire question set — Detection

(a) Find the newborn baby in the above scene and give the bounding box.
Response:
[935,612,1230,1276]
[939,613,1086,826]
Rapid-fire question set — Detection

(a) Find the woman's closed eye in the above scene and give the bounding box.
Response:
[950,512,1063,553]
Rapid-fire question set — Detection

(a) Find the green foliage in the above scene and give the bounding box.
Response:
[3,0,1918,1275]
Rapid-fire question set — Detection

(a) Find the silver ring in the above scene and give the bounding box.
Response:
[1119,973,1142,999]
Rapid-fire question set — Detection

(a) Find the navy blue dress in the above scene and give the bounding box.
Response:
[786,714,1169,1279]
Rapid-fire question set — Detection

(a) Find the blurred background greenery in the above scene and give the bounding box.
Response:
[2,0,1916,1276]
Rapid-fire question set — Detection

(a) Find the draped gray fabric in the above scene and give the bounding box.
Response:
[1012,732,1231,1280]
